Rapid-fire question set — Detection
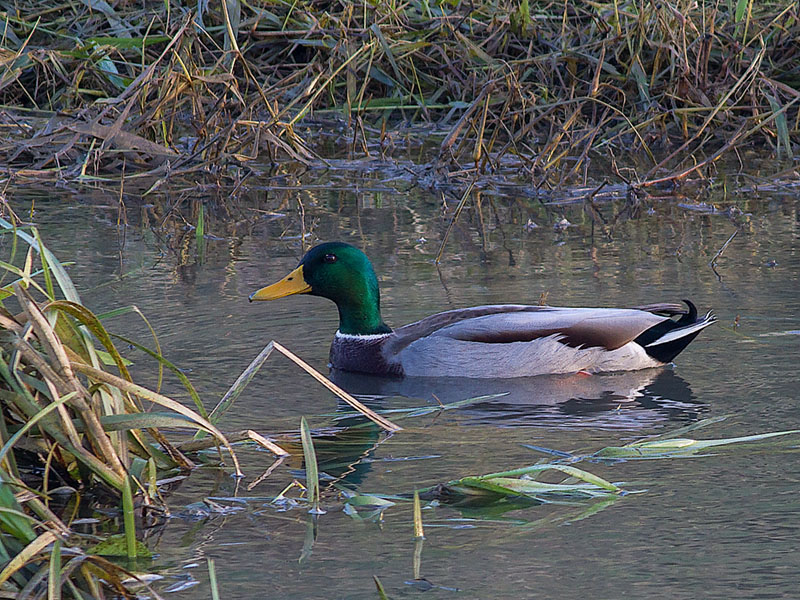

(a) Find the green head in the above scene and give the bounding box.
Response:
[249,242,391,335]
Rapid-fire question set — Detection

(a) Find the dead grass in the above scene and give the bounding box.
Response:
[0,1,797,189]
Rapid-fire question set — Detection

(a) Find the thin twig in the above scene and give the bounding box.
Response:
[435,180,476,264]
[709,228,739,268]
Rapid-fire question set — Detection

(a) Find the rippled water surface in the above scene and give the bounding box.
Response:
[10,167,800,599]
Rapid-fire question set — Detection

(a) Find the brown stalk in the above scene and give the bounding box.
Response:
[642,42,767,181]
[14,285,128,483]
[8,336,125,488]
[178,429,288,457]
[70,361,244,477]
[271,341,402,433]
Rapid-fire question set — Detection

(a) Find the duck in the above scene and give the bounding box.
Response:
[249,242,715,379]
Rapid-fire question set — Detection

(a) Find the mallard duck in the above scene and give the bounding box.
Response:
[249,242,715,378]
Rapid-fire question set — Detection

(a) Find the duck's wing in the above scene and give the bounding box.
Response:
[386,305,546,354]
[630,302,688,316]
[387,305,668,354]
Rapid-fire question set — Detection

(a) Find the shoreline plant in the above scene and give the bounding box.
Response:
[0,218,247,595]
[0,1,797,189]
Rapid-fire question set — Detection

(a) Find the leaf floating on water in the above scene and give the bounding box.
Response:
[436,463,622,503]
[344,494,396,508]
[635,438,697,449]
[594,429,800,460]
[163,580,200,593]
[474,464,619,492]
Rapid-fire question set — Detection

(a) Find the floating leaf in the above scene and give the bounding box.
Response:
[595,429,800,459]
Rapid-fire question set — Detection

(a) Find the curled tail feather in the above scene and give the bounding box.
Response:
[635,300,716,363]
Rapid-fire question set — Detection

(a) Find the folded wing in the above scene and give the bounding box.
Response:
[387,305,669,353]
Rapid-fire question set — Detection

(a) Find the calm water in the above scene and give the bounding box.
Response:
[9,166,800,599]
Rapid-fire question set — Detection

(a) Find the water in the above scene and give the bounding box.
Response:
[8,168,800,599]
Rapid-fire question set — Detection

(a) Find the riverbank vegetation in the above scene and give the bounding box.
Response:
[0,0,798,189]
[0,219,248,595]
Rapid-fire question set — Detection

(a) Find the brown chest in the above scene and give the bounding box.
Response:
[329,335,403,376]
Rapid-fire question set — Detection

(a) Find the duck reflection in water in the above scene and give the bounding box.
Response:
[330,366,705,430]
[304,368,701,489]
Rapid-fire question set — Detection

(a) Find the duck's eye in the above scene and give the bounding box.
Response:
[324,254,337,264]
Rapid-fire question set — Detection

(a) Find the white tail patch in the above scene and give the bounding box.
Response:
[645,312,716,347]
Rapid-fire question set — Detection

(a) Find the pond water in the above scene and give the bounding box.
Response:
[10,164,800,599]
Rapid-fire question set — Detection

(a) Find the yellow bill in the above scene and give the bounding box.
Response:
[249,265,311,301]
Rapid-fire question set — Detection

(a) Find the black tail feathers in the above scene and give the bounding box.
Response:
[635,300,715,364]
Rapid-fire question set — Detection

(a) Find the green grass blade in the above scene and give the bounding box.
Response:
[47,538,61,600]
[766,91,793,159]
[0,392,76,466]
[71,361,241,476]
[0,260,52,298]
[89,411,205,432]
[208,557,219,600]
[596,429,800,459]
[196,204,205,264]
[0,531,58,588]
[122,476,136,559]
[31,228,54,300]
[0,472,38,542]
[46,301,133,379]
[645,416,729,440]
[479,464,619,492]
[110,333,206,418]
[94,306,137,320]
[300,417,324,514]
[369,24,406,91]
[457,476,609,498]
[343,494,396,508]
[734,0,749,22]
[374,575,391,600]
[0,217,81,303]
[298,516,315,565]
[86,35,171,48]
[206,341,276,429]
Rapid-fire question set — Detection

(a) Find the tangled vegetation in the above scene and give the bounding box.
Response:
[0,218,250,596]
[0,0,797,188]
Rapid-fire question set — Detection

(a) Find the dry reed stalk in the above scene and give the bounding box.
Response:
[0,1,795,188]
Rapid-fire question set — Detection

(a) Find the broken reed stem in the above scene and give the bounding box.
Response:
[413,489,424,539]
[247,456,287,490]
[179,429,288,457]
[709,228,740,267]
[271,342,402,432]
[210,340,401,432]
[208,341,278,424]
